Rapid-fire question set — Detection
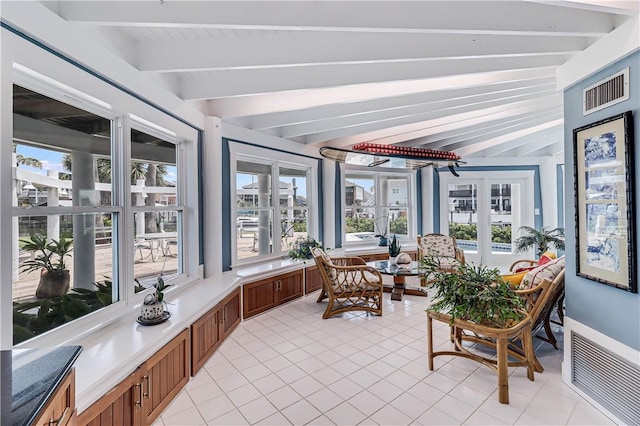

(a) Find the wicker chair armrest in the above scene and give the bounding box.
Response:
[509,259,538,272]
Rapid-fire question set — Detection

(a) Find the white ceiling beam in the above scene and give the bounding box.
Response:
[207,67,556,118]
[416,109,563,150]
[527,0,639,15]
[396,107,562,147]
[556,13,639,90]
[280,87,557,139]
[478,129,561,157]
[248,78,556,130]
[515,137,564,156]
[455,120,564,157]
[182,56,565,99]
[59,1,617,36]
[135,32,585,73]
[306,94,562,145]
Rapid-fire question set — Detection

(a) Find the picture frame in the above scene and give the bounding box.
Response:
[573,111,636,292]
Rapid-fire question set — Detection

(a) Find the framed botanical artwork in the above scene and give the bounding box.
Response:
[573,111,636,292]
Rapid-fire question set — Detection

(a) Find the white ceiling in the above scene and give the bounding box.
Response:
[48,0,639,159]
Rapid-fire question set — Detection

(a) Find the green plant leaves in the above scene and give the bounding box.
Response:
[422,257,525,327]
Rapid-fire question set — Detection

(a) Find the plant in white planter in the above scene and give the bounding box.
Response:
[388,235,401,264]
[138,276,171,321]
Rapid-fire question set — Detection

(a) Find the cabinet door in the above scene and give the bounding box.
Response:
[33,369,76,426]
[142,329,190,425]
[77,369,142,426]
[277,270,303,304]
[243,278,277,318]
[221,288,241,339]
[305,266,323,294]
[191,305,223,376]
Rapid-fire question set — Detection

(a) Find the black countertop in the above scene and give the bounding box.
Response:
[4,345,82,426]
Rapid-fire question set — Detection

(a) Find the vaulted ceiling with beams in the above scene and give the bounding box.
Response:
[46,1,639,158]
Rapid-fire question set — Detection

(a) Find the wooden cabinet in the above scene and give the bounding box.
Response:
[191,288,241,375]
[78,369,141,426]
[32,369,76,426]
[78,329,189,426]
[142,329,190,424]
[243,270,303,318]
[305,265,323,294]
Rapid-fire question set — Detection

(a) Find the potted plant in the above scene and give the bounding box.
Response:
[388,235,401,264]
[288,235,323,260]
[514,226,565,257]
[138,276,171,322]
[20,234,73,299]
[374,215,389,246]
[421,256,525,327]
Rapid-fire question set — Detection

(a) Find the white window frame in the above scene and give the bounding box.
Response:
[7,66,198,348]
[230,142,318,267]
[342,167,416,247]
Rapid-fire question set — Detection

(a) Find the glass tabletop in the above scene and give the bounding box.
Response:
[369,260,421,276]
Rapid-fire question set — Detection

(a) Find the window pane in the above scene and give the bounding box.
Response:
[130,129,178,207]
[345,207,376,242]
[236,209,273,260]
[381,176,409,206]
[279,167,307,208]
[345,175,374,206]
[13,85,112,209]
[448,183,478,253]
[13,213,117,344]
[491,183,513,253]
[389,207,408,238]
[237,161,272,208]
[133,210,181,290]
[282,208,308,248]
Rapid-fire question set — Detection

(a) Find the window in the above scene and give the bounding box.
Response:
[11,82,192,345]
[12,85,118,344]
[130,128,183,291]
[232,143,316,265]
[344,171,413,243]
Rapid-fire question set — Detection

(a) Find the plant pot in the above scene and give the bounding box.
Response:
[35,269,70,299]
[389,256,397,265]
[379,237,388,246]
[140,302,164,320]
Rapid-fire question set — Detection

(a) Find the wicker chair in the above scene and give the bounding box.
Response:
[311,247,384,319]
[417,233,465,286]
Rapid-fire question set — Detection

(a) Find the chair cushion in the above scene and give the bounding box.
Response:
[502,271,527,287]
[519,256,565,290]
[419,235,456,258]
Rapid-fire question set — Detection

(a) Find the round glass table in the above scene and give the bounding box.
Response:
[367,260,427,301]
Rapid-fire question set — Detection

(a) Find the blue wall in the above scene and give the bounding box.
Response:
[563,51,640,350]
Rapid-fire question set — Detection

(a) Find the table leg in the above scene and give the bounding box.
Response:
[391,275,406,301]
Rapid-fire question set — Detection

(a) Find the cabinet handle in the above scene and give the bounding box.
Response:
[143,375,151,399]
[275,280,281,291]
[48,407,69,425]
[135,382,143,407]
[223,306,227,323]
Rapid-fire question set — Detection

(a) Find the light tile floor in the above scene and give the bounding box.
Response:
[156,292,616,425]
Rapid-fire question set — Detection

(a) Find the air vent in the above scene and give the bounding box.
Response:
[571,332,640,425]
[583,68,629,115]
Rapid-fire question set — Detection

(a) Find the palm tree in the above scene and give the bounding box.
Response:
[13,144,43,168]
[514,226,565,256]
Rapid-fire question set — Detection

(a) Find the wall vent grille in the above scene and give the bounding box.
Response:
[571,332,640,425]
[583,68,629,115]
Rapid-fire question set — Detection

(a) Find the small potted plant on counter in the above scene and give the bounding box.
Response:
[137,276,172,325]
[288,235,323,260]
